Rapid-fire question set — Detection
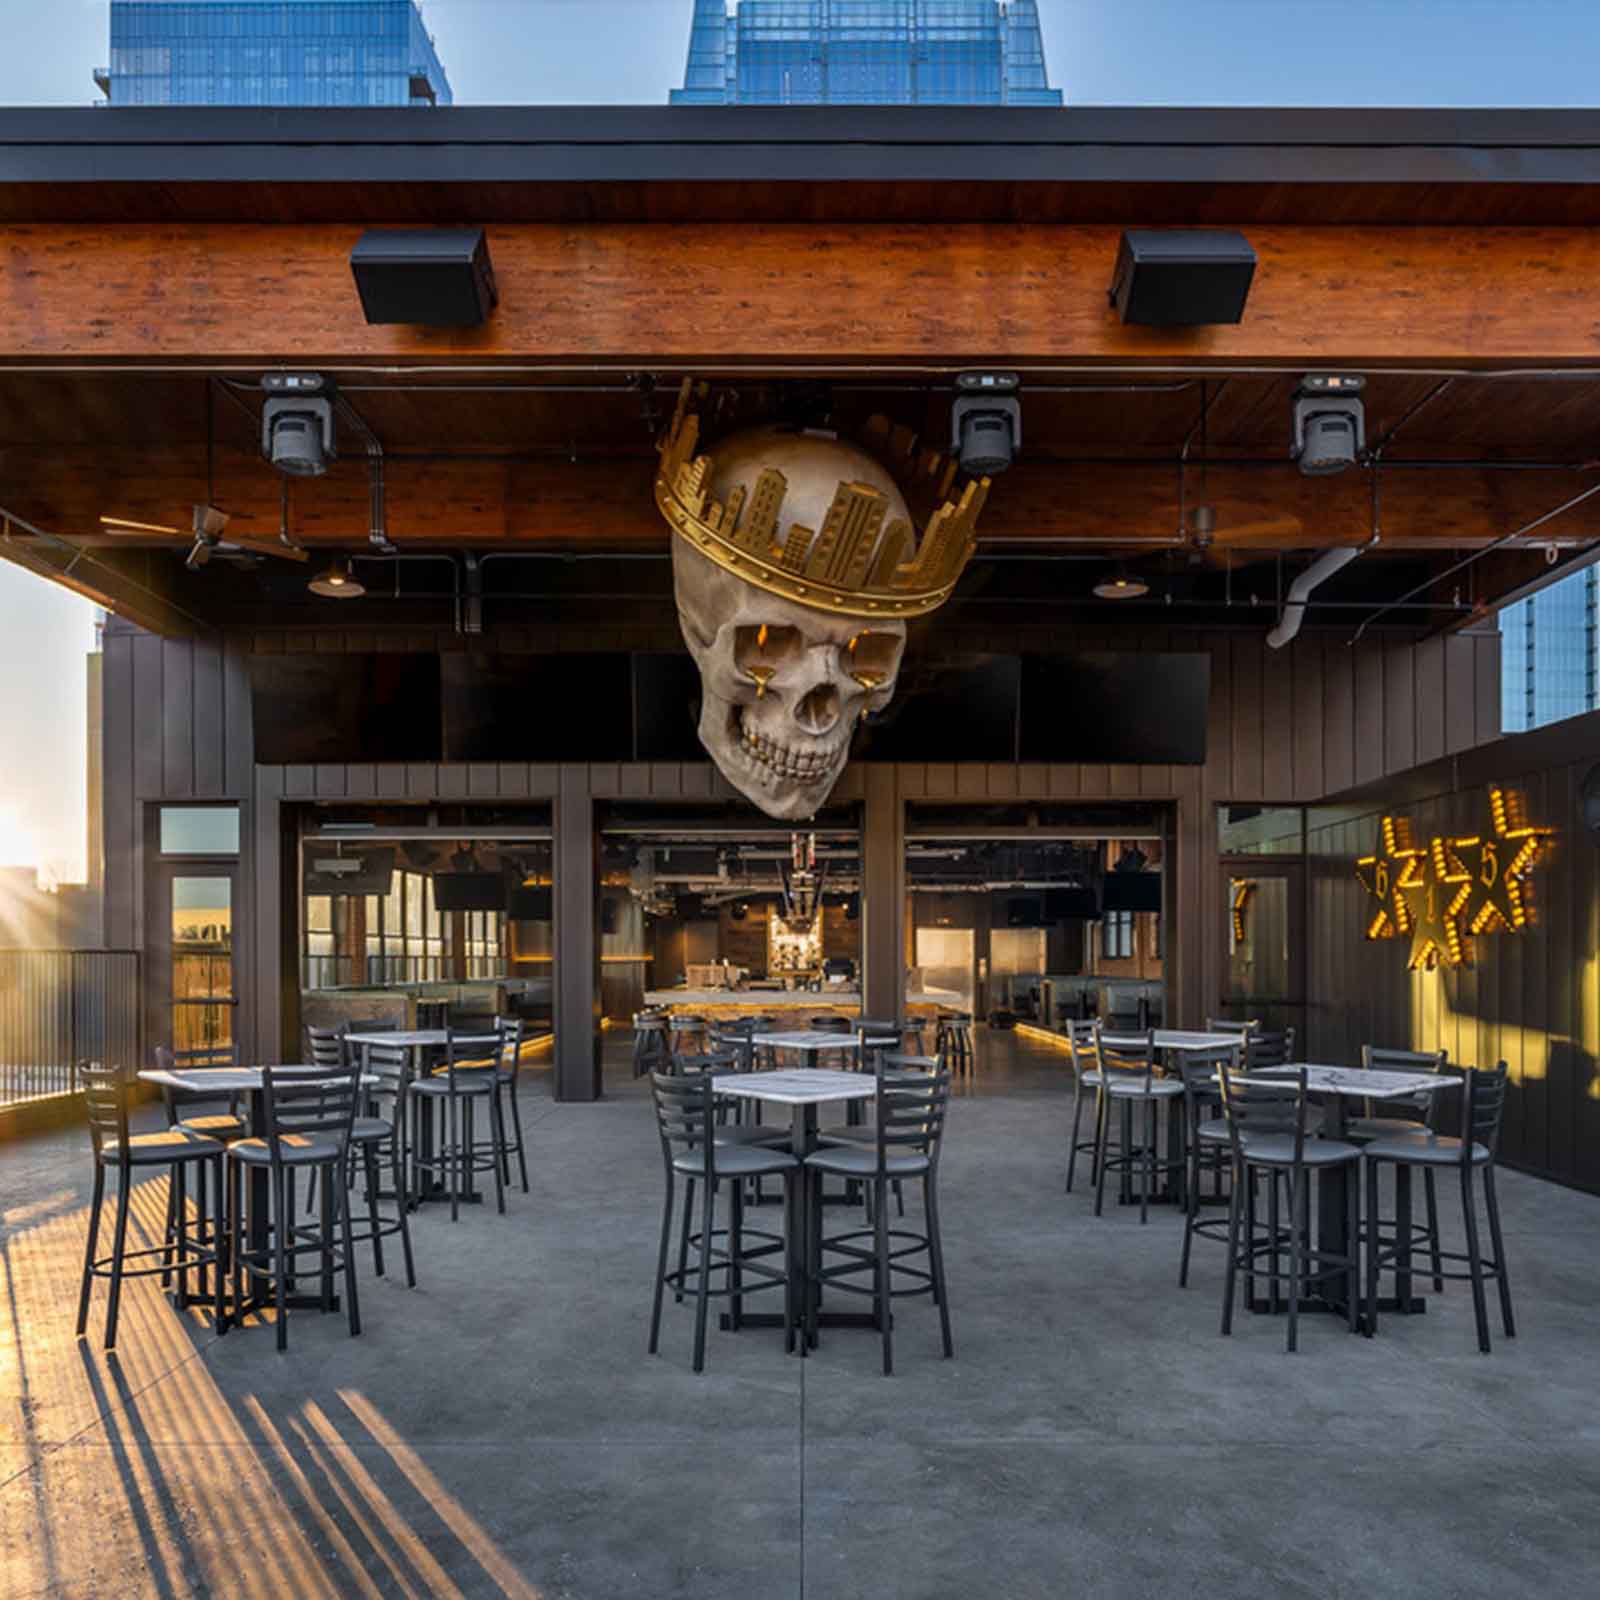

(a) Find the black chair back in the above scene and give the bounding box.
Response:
[1246,1027,1296,1071]
[362,1038,412,1109]
[709,1028,756,1071]
[493,1016,525,1080]
[1174,1040,1243,1120]
[153,1042,240,1122]
[1206,1017,1258,1038]
[260,1064,360,1166]
[650,1070,716,1181]
[1063,1018,1100,1087]
[1217,1063,1310,1165]
[1361,1043,1447,1124]
[672,1050,740,1079]
[1454,1062,1509,1162]
[81,1061,130,1165]
[873,1063,953,1173]
[306,1024,347,1070]
[1096,1027,1158,1092]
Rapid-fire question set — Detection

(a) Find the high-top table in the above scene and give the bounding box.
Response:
[138,1062,374,1314]
[344,1030,499,1205]
[714,1068,877,1350]
[1250,1062,1461,1321]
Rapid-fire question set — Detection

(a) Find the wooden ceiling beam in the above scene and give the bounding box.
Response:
[5,449,1598,555]
[5,222,1600,363]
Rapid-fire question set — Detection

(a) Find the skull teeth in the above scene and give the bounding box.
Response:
[739,721,837,782]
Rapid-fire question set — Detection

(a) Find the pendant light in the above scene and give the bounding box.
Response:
[308,558,365,598]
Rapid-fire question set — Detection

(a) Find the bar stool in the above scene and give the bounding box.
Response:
[227,1063,362,1352]
[345,1038,418,1287]
[1062,1018,1104,1194]
[1217,1064,1362,1352]
[1364,1063,1515,1353]
[632,1012,671,1078]
[1092,1029,1184,1224]
[152,1044,246,1293]
[669,1014,708,1055]
[805,1062,955,1375]
[407,1032,507,1222]
[1349,1045,1449,1290]
[648,1071,798,1372]
[936,1012,975,1082]
[809,1014,851,1033]
[449,1016,530,1193]
[77,1062,227,1350]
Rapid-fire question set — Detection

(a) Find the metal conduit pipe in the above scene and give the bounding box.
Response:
[1265,544,1367,650]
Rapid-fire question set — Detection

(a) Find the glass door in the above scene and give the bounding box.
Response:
[1219,860,1305,1034]
[167,869,237,1059]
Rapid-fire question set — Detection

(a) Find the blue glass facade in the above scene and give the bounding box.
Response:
[102,2,452,107]
[672,0,1063,105]
[1501,565,1598,732]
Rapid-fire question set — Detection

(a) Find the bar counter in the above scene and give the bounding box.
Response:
[643,988,959,1019]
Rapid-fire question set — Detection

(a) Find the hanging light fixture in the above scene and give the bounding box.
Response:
[1093,569,1149,600]
[308,558,365,599]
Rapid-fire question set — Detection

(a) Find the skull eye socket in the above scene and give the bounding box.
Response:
[844,631,902,692]
[734,623,804,697]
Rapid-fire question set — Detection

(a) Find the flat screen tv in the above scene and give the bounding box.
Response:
[1019,653,1209,764]
[433,872,507,913]
[1101,871,1163,914]
[442,653,633,761]
[250,654,443,764]
[301,846,395,898]
[506,884,553,921]
[1043,886,1100,921]
[852,655,1020,762]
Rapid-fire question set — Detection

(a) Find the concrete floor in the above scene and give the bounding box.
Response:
[2,1031,1599,1599]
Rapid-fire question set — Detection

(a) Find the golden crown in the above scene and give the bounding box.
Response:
[654,380,988,620]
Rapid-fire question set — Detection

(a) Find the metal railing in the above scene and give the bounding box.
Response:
[0,950,141,1110]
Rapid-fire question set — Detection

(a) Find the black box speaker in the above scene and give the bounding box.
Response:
[350,228,498,327]
[1110,230,1256,326]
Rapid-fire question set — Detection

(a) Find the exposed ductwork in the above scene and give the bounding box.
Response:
[1266,544,1366,649]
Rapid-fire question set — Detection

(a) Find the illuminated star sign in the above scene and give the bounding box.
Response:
[1356,788,1554,969]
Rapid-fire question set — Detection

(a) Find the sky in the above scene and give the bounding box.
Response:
[0,0,1596,882]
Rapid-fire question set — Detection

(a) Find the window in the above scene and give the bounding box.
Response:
[160,806,240,856]
[1102,910,1134,961]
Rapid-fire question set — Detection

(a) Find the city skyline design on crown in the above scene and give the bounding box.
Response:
[654,379,988,619]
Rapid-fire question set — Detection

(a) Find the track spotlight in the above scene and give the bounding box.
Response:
[308,558,364,599]
[951,371,1021,476]
[1093,569,1149,600]
[1291,373,1366,476]
[261,373,337,478]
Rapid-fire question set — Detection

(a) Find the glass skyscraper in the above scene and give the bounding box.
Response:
[672,0,1063,105]
[98,2,453,107]
[1501,565,1599,732]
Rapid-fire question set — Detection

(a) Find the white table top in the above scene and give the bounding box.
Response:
[715,1069,878,1107]
[752,1031,862,1052]
[139,1065,376,1093]
[1253,1063,1462,1099]
[1102,1030,1241,1052]
[345,1030,499,1049]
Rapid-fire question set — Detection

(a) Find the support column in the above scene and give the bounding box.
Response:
[861,765,905,1020]
[553,766,602,1101]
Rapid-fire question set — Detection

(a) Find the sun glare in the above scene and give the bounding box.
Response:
[0,805,42,874]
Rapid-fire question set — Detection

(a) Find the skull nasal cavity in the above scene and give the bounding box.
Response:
[794,683,841,735]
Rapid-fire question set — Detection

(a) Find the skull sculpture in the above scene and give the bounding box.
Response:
[656,391,987,820]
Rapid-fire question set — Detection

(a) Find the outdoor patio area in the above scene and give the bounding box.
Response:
[4,1031,1598,1600]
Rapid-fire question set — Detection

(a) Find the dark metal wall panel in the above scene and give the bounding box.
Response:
[1323,642,1356,795]
[1353,644,1386,787]
[862,766,904,1020]
[553,766,600,1101]
[1383,637,1416,775]
[1414,636,1447,766]
[101,629,137,948]
[1289,635,1324,800]
[160,637,193,798]
[1230,637,1265,801]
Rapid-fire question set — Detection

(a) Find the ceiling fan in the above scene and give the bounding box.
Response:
[99,504,309,571]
